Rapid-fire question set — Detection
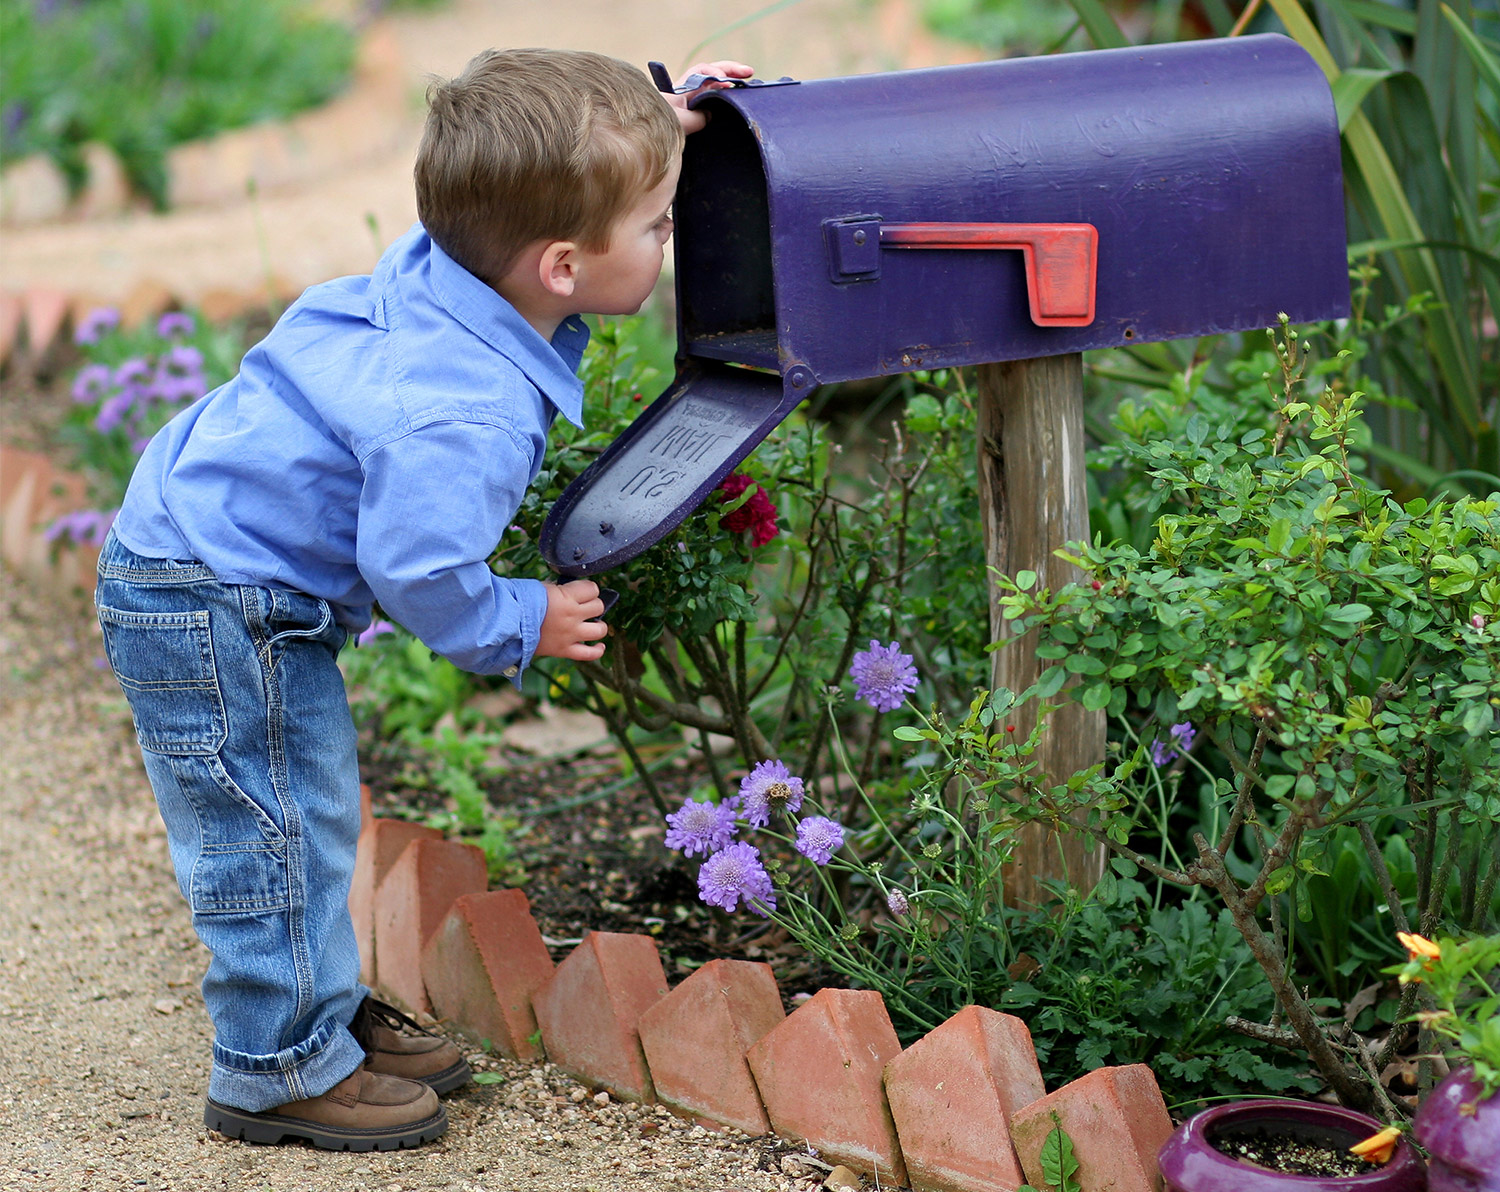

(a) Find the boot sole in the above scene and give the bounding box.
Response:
[417,1058,472,1097]
[204,1098,448,1151]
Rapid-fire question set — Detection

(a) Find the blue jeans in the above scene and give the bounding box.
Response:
[95,531,368,1112]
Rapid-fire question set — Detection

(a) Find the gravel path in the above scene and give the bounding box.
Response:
[0,566,829,1192]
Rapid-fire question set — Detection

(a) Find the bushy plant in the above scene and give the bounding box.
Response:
[0,0,356,207]
[981,318,1500,1114]
[46,306,242,548]
[647,315,1497,1115]
[492,318,993,810]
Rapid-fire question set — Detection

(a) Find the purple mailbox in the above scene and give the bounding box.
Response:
[541,33,1349,576]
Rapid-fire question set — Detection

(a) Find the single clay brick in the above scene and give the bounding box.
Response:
[532,931,668,1102]
[371,836,486,1015]
[884,1005,1045,1192]
[1010,1064,1174,1192]
[638,958,785,1134]
[745,987,907,1184]
[349,818,442,987]
[22,288,70,359]
[0,292,25,370]
[422,888,554,1061]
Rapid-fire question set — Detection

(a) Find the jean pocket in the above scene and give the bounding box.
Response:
[98,605,228,756]
[191,841,290,915]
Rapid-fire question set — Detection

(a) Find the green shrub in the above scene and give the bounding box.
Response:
[0,0,356,207]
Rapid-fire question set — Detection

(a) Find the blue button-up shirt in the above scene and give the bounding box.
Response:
[114,224,589,681]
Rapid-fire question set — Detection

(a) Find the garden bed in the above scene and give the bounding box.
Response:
[360,747,845,1013]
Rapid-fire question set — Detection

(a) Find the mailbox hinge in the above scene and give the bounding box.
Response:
[823,217,1098,328]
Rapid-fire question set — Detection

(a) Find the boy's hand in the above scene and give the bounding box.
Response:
[535,580,608,662]
[669,61,754,133]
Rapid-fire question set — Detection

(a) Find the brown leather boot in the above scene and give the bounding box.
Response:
[350,997,472,1095]
[204,1068,446,1151]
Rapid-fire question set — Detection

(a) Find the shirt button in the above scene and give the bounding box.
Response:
[502,665,519,678]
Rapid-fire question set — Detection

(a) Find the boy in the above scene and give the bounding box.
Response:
[94,48,751,1151]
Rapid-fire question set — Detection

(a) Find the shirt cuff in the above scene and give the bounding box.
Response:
[508,578,551,687]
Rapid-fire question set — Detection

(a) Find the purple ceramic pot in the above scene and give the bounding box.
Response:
[1414,1067,1500,1192]
[1157,1099,1427,1192]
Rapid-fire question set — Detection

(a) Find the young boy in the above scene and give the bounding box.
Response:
[94,47,750,1152]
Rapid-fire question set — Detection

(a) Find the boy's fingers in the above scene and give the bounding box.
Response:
[689,60,753,79]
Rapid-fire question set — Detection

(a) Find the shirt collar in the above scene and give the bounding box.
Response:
[416,226,590,428]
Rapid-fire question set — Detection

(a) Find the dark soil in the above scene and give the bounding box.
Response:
[1210,1125,1372,1178]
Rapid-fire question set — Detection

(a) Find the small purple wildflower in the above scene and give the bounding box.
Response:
[45,508,116,547]
[112,357,151,388]
[355,619,396,647]
[71,363,113,404]
[161,344,203,374]
[1473,614,1487,631]
[794,816,845,866]
[664,796,738,858]
[849,640,920,712]
[94,390,137,433]
[74,307,119,346]
[734,759,804,828]
[886,889,909,917]
[1151,722,1196,767]
[156,311,196,339]
[698,842,776,915]
[2,101,28,140]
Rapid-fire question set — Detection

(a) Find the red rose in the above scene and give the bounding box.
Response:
[717,473,779,547]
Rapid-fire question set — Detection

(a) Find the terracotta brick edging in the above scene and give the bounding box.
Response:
[353,804,1181,1191]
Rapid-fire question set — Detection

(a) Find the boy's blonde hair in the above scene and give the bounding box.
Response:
[416,48,684,285]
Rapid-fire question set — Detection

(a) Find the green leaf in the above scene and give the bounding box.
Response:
[1328,603,1374,623]
[472,1072,506,1085]
[1081,681,1113,712]
[1332,68,1396,130]
[1461,701,1493,736]
[1066,0,1128,48]
[1039,1120,1081,1192]
[1016,569,1038,592]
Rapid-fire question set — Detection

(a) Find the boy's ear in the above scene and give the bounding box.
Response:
[537,241,579,298]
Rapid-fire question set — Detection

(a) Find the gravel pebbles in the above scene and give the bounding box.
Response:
[0,565,849,1192]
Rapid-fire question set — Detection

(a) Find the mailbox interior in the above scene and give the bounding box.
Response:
[675,111,779,372]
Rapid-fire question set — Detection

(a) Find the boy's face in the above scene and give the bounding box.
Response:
[571,157,681,317]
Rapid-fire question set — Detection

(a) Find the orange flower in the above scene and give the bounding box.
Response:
[1397,931,1441,961]
[1350,1126,1402,1165]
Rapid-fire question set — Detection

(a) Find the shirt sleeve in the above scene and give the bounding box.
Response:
[355,419,549,682]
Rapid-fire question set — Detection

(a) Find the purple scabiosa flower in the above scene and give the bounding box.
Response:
[71,363,113,404]
[112,357,151,389]
[735,759,805,828]
[94,390,136,433]
[45,508,115,547]
[664,796,738,858]
[849,640,920,712]
[355,619,396,647]
[698,842,776,915]
[794,816,845,866]
[886,889,910,917]
[74,307,119,346]
[1150,723,1196,767]
[156,311,196,339]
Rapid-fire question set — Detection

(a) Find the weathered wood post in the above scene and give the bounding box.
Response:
[977,354,1106,906]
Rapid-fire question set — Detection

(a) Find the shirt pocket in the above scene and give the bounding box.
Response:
[98,605,228,756]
